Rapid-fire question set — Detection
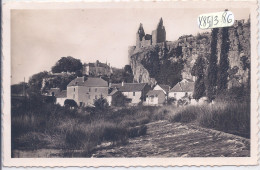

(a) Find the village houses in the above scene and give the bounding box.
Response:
[145,90,166,106]
[55,90,67,106]
[110,82,151,105]
[168,79,194,100]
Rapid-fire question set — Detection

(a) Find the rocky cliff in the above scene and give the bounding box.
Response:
[129,19,250,87]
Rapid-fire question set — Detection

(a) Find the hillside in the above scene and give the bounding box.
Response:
[129,19,250,87]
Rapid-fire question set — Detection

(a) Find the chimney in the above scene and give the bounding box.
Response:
[122,81,124,86]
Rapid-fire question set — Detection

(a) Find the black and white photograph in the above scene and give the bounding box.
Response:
[2,0,258,166]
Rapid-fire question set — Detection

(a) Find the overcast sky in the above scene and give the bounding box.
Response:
[11,8,249,84]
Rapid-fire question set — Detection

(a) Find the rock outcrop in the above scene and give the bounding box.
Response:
[129,19,250,88]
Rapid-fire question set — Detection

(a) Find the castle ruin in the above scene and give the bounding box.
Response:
[136,18,166,49]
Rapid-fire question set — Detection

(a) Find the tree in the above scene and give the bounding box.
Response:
[206,28,219,102]
[192,55,206,100]
[111,92,130,107]
[94,97,109,110]
[217,27,230,93]
[51,56,83,73]
[64,99,77,108]
[122,65,134,83]
[28,71,49,94]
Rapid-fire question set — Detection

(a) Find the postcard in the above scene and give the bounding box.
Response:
[2,0,259,166]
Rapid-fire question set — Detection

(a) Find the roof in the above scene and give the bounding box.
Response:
[170,79,194,92]
[147,90,165,97]
[68,77,108,87]
[111,83,147,92]
[157,84,170,93]
[56,90,67,98]
[47,88,60,96]
[108,89,120,96]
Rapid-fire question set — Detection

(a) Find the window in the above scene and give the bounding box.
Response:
[133,92,135,96]
[95,88,97,92]
[89,88,91,92]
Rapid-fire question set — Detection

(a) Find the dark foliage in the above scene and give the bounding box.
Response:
[28,71,49,94]
[94,97,109,111]
[206,28,219,102]
[141,44,184,87]
[64,99,78,108]
[217,27,230,93]
[111,92,130,107]
[192,55,206,100]
[51,56,83,73]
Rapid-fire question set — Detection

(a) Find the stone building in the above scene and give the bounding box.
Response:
[67,77,108,106]
[136,18,166,49]
[168,79,194,100]
[110,82,151,105]
[83,60,112,76]
[145,90,166,106]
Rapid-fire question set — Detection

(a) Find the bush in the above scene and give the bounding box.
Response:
[64,99,77,108]
[94,97,109,111]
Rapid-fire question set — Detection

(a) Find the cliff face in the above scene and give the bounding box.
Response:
[129,20,250,87]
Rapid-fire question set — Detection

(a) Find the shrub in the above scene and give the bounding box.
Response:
[64,99,77,108]
[94,97,109,111]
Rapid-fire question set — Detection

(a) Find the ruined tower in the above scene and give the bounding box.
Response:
[152,18,166,45]
[136,23,145,49]
[135,18,166,49]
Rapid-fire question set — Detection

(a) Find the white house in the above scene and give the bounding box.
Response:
[168,79,194,100]
[55,90,67,106]
[145,90,166,106]
[110,82,150,105]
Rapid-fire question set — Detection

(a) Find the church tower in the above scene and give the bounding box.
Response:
[136,23,145,48]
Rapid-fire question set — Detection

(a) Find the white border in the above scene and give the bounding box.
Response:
[2,0,259,167]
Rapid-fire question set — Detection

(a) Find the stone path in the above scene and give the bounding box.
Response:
[92,120,250,157]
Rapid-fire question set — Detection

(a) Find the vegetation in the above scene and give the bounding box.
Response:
[111,92,130,107]
[206,28,219,102]
[169,87,250,138]
[11,96,169,156]
[217,27,230,93]
[191,55,206,100]
[51,56,83,74]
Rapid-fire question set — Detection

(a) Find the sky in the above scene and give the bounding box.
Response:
[11,8,249,84]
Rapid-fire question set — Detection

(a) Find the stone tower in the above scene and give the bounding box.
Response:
[136,23,145,48]
[152,18,166,45]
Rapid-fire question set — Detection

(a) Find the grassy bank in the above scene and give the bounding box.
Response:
[168,101,250,138]
[11,98,167,156]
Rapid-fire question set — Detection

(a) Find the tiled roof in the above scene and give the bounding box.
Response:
[47,88,60,96]
[68,77,108,87]
[170,80,194,92]
[67,77,85,86]
[56,90,67,98]
[147,90,165,97]
[111,83,147,92]
[157,84,170,93]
